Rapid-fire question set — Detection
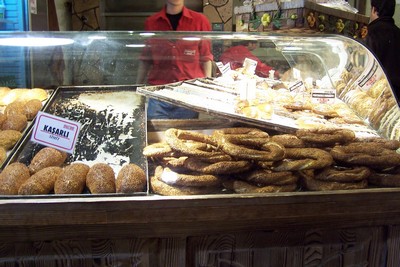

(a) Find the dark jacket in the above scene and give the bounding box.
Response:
[366,17,400,100]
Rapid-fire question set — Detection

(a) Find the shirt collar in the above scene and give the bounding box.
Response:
[154,6,193,21]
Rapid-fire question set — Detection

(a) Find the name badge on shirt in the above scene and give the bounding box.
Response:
[184,49,196,56]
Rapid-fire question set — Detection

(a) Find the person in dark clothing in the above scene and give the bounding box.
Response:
[365,0,400,100]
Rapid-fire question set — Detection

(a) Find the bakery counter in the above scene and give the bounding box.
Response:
[1,188,400,242]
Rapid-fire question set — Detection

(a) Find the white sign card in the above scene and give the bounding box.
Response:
[216,62,232,76]
[242,58,257,75]
[31,111,81,154]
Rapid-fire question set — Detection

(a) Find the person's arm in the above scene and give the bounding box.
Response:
[202,60,212,78]
[136,60,151,84]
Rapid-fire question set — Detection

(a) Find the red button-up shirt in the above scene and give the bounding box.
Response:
[140,6,214,85]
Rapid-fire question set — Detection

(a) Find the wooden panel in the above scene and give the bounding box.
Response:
[187,228,386,267]
[0,188,400,243]
[387,226,400,266]
[0,228,389,266]
[0,237,187,266]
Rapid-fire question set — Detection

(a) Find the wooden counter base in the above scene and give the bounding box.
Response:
[0,189,399,265]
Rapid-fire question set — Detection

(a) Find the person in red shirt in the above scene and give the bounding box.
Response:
[219,40,277,78]
[136,0,213,119]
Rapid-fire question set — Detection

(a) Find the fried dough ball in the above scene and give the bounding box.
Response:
[116,163,147,193]
[18,166,62,195]
[24,99,43,120]
[28,147,68,174]
[0,129,22,149]
[0,162,30,195]
[0,113,6,128]
[0,87,11,102]
[21,88,48,102]
[0,147,6,166]
[4,101,26,116]
[0,88,29,106]
[1,114,28,132]
[54,163,90,194]
[86,163,116,194]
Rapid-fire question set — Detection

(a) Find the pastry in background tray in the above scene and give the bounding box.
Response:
[0,88,48,106]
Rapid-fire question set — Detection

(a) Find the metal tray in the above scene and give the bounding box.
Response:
[6,85,148,196]
[137,78,380,138]
[137,78,301,134]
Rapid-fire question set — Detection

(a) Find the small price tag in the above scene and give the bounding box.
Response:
[31,111,81,154]
[311,89,336,104]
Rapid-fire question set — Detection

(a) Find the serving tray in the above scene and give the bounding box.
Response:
[5,85,148,196]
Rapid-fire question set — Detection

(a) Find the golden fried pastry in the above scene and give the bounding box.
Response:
[116,163,147,193]
[24,99,43,120]
[0,162,30,195]
[4,101,26,116]
[0,87,11,102]
[0,113,6,128]
[86,163,116,194]
[28,147,68,174]
[23,88,48,102]
[368,78,388,99]
[18,166,62,195]
[54,163,90,194]
[0,147,6,165]
[0,129,22,149]
[0,88,29,106]
[1,114,28,132]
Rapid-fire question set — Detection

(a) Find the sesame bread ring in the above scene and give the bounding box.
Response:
[270,134,305,148]
[315,166,371,183]
[155,166,222,188]
[218,140,285,161]
[213,127,270,147]
[164,128,221,159]
[143,142,173,158]
[183,157,252,175]
[368,170,400,187]
[296,128,355,147]
[223,180,297,194]
[150,175,219,196]
[302,175,368,191]
[244,169,298,186]
[330,143,400,169]
[273,148,333,171]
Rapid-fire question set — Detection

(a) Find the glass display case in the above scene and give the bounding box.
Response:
[1,31,400,266]
[0,31,399,197]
